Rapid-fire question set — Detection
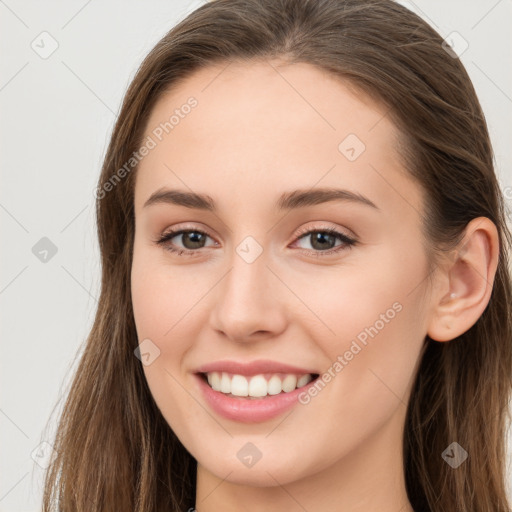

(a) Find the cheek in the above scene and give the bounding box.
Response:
[131,254,206,443]
[312,250,428,417]
[130,249,203,427]
[131,247,194,347]
[287,240,425,343]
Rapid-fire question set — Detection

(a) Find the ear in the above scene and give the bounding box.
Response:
[427,217,500,342]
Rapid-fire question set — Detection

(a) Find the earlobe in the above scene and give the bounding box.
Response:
[427,217,500,343]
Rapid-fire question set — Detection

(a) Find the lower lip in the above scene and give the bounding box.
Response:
[194,373,318,423]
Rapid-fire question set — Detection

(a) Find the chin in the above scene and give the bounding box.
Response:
[198,450,313,488]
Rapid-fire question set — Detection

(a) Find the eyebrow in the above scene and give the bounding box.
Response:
[143,187,379,211]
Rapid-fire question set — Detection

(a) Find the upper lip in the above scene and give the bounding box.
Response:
[193,359,319,377]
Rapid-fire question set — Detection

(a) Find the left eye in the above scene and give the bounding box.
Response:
[292,228,356,253]
[155,227,357,256]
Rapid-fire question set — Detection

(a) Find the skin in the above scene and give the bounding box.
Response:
[130,59,499,512]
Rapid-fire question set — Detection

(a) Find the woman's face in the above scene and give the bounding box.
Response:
[131,60,432,486]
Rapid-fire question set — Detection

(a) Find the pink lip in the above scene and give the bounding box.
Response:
[193,372,320,423]
[193,359,318,377]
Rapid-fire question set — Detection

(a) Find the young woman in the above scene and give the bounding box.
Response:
[42,0,512,510]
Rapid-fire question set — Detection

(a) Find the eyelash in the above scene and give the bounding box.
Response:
[154,225,357,258]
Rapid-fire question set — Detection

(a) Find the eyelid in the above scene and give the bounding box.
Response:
[157,223,217,243]
[155,222,358,256]
[158,222,355,242]
[293,222,356,241]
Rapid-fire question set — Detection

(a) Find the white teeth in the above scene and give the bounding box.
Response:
[297,374,313,387]
[231,375,249,396]
[267,375,282,395]
[248,375,268,397]
[204,371,315,397]
[220,372,231,393]
[207,372,221,391]
[282,374,297,392]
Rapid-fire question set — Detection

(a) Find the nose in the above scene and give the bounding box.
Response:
[208,244,288,343]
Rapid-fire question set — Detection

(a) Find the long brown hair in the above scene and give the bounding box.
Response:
[41,0,512,510]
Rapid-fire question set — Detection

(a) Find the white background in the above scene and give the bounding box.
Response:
[1,0,511,510]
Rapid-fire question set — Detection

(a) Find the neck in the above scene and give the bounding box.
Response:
[194,403,414,512]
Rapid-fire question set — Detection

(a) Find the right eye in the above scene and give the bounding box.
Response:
[155,228,217,256]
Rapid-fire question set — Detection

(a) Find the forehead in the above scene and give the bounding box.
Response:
[134,59,420,218]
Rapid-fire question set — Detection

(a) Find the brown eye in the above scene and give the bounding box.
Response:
[292,227,357,256]
[155,229,216,255]
[172,231,208,250]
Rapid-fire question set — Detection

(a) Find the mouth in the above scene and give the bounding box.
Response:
[197,371,321,399]
[192,359,322,422]
[193,369,321,423]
